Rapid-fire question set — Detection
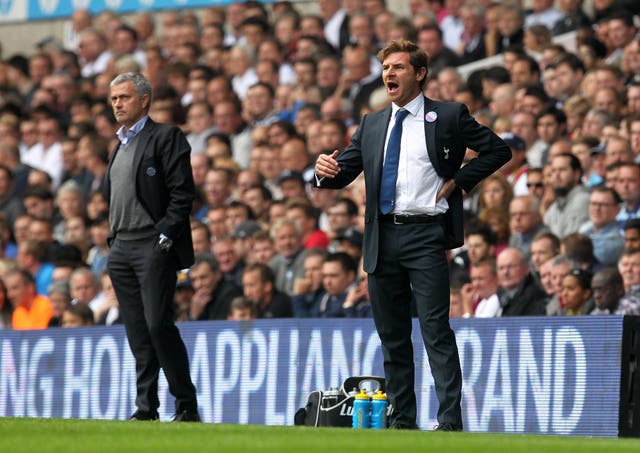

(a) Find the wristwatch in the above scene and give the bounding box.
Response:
[158,234,173,252]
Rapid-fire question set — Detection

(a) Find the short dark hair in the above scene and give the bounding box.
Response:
[286,198,315,219]
[590,185,622,204]
[6,268,35,287]
[416,24,442,40]
[115,24,138,41]
[333,197,358,217]
[205,131,232,149]
[523,84,550,104]
[605,11,635,27]
[240,16,271,34]
[246,184,273,202]
[193,252,220,273]
[244,262,275,284]
[465,219,497,246]
[227,200,255,220]
[484,66,510,84]
[248,81,275,98]
[624,218,640,232]
[377,39,429,89]
[515,54,540,76]
[64,303,95,325]
[537,105,566,125]
[325,252,357,274]
[21,239,49,263]
[24,184,54,201]
[555,53,585,74]
[553,152,582,176]
[532,231,561,253]
[562,233,595,265]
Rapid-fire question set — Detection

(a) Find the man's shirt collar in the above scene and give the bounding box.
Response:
[116,115,149,145]
[391,94,423,119]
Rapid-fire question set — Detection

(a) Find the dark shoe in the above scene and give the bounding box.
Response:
[129,410,159,421]
[173,410,201,422]
[433,423,463,432]
[389,421,419,430]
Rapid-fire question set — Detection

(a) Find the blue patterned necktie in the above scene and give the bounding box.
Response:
[379,108,409,214]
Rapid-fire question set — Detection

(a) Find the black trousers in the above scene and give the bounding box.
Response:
[368,220,462,427]
[108,236,197,414]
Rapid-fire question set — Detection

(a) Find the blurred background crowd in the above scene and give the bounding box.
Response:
[0,0,640,330]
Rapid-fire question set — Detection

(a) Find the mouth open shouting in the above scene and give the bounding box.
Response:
[386,80,400,97]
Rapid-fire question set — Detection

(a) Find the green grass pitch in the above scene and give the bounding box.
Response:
[1,418,639,452]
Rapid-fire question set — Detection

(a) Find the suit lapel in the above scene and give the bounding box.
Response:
[423,97,441,175]
[132,118,155,176]
[372,107,393,194]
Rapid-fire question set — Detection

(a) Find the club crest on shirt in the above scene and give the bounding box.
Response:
[146,166,157,176]
[425,111,438,123]
[443,147,450,159]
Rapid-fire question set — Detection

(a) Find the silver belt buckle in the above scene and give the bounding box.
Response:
[393,214,402,224]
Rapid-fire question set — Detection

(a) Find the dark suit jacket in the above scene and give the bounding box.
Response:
[104,118,195,269]
[319,97,510,273]
[200,279,242,321]
[499,273,547,316]
[459,34,488,65]
[259,290,293,318]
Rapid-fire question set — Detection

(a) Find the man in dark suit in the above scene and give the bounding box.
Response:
[497,247,547,316]
[105,73,199,422]
[316,40,510,431]
[189,252,242,320]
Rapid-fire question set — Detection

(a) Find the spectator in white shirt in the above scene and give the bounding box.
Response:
[77,29,111,79]
[21,117,64,190]
[440,0,464,51]
[228,45,258,100]
[524,0,564,31]
[463,257,501,317]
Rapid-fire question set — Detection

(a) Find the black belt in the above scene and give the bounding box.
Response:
[380,214,443,224]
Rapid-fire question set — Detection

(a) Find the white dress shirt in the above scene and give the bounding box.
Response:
[384,95,448,215]
[524,7,564,30]
[232,68,258,100]
[22,141,64,190]
[324,9,347,50]
[474,293,501,317]
[81,51,112,78]
[441,15,463,52]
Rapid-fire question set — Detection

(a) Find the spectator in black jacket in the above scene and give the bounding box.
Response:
[291,248,327,317]
[497,247,547,316]
[189,252,242,321]
[242,262,292,318]
[317,252,356,318]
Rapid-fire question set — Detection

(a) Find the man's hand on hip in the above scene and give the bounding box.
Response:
[437,179,457,202]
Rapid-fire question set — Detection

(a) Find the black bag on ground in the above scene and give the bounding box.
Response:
[294,376,387,427]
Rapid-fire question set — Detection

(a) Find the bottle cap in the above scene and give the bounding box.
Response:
[355,389,370,400]
[372,390,387,400]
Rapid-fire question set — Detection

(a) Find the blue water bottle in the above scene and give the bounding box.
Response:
[352,389,371,429]
[370,390,388,429]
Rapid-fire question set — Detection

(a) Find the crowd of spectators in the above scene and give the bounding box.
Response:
[0,0,640,330]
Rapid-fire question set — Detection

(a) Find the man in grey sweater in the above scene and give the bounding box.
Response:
[105,73,199,422]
